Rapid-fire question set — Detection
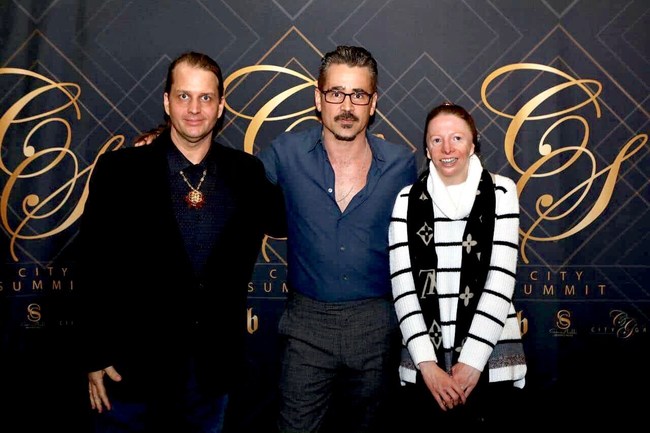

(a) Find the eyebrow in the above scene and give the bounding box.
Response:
[174,89,217,96]
[326,86,370,93]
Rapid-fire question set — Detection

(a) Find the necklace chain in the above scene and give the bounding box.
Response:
[179,168,207,208]
[335,144,371,204]
[336,184,355,203]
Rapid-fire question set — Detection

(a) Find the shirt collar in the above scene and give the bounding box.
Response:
[166,139,216,175]
[311,127,386,162]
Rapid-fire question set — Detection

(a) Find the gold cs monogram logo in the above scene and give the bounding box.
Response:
[0,68,125,261]
[482,63,647,263]
[555,309,572,330]
[223,65,318,155]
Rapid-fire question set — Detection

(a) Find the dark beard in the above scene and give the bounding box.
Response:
[333,132,356,141]
[333,111,358,141]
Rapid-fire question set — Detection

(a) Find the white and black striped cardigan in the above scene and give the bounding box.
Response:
[389,156,526,388]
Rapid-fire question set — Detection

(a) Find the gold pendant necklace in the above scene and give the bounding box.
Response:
[179,168,207,209]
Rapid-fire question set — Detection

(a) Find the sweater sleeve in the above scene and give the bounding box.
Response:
[458,175,520,371]
[389,185,438,368]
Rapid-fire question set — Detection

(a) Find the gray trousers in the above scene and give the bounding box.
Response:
[277,293,401,433]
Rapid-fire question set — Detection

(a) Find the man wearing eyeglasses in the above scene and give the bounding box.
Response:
[258,45,418,433]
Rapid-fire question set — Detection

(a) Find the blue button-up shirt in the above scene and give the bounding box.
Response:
[259,126,418,302]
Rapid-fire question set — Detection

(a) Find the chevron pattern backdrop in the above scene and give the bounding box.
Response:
[1,0,648,431]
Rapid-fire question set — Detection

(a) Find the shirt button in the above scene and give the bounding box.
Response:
[328,188,333,194]
[340,245,345,251]
[342,275,348,281]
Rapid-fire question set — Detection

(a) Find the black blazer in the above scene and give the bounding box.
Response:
[77,131,283,396]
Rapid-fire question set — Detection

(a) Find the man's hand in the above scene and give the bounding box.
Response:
[88,365,122,413]
[133,123,167,147]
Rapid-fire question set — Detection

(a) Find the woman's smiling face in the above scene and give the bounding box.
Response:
[425,113,475,186]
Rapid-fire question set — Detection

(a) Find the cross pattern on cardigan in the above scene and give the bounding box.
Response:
[388,159,527,388]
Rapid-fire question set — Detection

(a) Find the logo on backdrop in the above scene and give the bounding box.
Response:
[519,268,607,299]
[550,309,577,337]
[517,309,528,337]
[25,302,43,328]
[482,63,647,264]
[590,309,647,339]
[0,68,125,263]
[248,265,288,298]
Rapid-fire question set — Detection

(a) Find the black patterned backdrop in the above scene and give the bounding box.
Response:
[1,1,648,431]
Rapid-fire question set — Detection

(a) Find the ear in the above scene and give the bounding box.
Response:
[368,92,378,116]
[314,87,322,113]
[163,93,170,116]
[217,96,225,119]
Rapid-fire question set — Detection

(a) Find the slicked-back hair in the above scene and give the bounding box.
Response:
[164,51,224,98]
[317,45,378,92]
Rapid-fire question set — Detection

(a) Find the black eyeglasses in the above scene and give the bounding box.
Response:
[319,89,374,106]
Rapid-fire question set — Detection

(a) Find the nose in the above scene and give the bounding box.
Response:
[188,98,200,114]
[441,138,452,153]
[341,93,354,110]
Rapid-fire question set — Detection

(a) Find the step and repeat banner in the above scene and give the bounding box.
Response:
[1,0,648,431]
